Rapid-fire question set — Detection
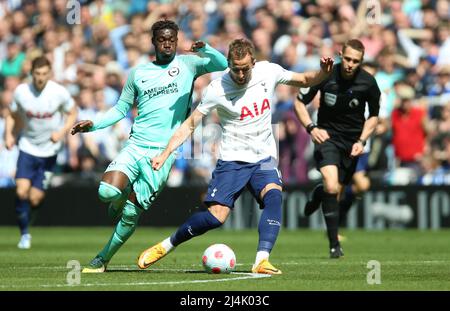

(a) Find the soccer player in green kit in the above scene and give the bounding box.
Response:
[70,20,228,273]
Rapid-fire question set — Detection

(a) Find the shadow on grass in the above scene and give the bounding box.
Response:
[105,269,250,274]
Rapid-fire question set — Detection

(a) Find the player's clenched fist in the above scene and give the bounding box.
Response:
[350,141,364,157]
[71,120,93,135]
[188,40,206,52]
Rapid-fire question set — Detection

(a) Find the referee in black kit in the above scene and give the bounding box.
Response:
[294,39,381,258]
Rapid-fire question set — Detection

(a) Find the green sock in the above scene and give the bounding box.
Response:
[108,184,132,219]
[98,200,143,262]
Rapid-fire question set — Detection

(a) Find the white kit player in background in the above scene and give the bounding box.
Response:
[4,56,77,249]
[138,38,333,275]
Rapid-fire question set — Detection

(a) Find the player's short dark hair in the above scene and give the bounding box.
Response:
[342,39,365,55]
[151,20,179,38]
[31,56,51,71]
[227,38,255,61]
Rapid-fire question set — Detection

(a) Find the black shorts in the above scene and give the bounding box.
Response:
[313,140,358,185]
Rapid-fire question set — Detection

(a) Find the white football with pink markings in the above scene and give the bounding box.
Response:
[202,243,236,274]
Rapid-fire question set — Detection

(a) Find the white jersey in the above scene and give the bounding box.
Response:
[197,61,294,163]
[11,80,75,157]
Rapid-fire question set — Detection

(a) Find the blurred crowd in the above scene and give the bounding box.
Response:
[0,0,449,188]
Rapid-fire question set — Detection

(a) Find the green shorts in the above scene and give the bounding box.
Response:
[105,143,176,210]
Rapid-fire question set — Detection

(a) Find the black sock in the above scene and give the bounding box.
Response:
[322,192,340,249]
[338,199,353,226]
[312,184,324,204]
[339,186,355,225]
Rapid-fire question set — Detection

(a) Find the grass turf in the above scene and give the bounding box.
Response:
[1,227,449,291]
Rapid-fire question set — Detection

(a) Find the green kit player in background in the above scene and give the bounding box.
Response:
[70,20,228,273]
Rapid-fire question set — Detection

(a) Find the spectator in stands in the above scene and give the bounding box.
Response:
[279,109,310,184]
[0,96,19,188]
[0,38,25,78]
[391,86,428,174]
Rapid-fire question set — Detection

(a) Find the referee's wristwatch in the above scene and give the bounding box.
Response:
[306,122,318,134]
[357,138,366,146]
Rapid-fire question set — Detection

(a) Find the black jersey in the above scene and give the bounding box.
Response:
[297,63,381,150]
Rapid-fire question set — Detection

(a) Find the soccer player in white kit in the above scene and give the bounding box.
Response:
[4,56,77,249]
[137,38,333,274]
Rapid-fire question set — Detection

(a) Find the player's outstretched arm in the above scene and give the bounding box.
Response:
[189,41,228,73]
[151,109,205,171]
[73,67,135,135]
[287,57,334,87]
[71,99,131,135]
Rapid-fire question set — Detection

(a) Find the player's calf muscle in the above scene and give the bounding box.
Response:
[322,180,340,194]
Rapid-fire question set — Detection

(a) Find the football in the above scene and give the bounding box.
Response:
[202,244,236,274]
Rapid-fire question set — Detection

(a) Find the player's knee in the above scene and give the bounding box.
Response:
[16,185,30,200]
[321,174,340,194]
[323,182,340,195]
[260,183,282,199]
[208,205,230,224]
[354,176,370,193]
[29,195,43,207]
[262,189,282,208]
[98,181,122,202]
[16,189,29,200]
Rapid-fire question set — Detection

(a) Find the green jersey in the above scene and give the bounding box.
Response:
[90,44,227,147]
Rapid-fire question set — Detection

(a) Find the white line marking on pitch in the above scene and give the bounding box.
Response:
[2,260,449,288]
[0,271,271,289]
[3,260,449,271]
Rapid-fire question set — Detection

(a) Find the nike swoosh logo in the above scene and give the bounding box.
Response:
[229,96,237,101]
[142,79,148,83]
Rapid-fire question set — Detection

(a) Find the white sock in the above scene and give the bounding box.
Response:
[254,251,270,267]
[161,237,174,252]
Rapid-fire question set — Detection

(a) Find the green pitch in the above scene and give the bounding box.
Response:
[1,227,450,291]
